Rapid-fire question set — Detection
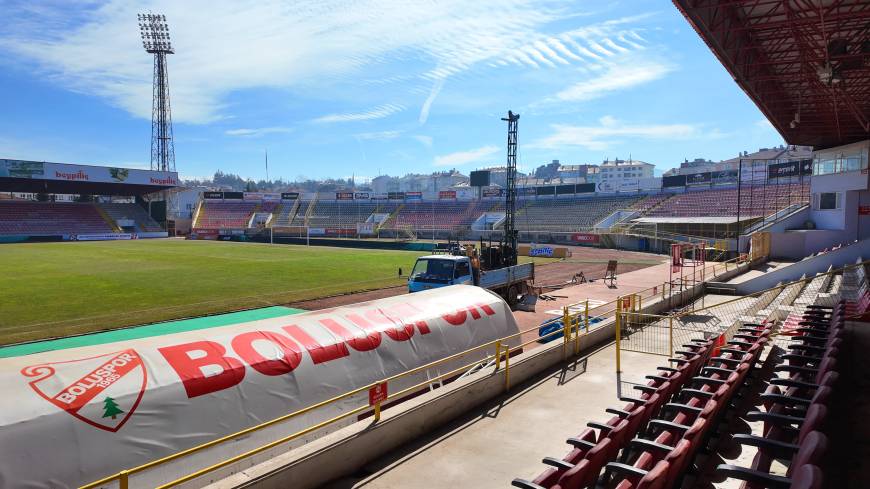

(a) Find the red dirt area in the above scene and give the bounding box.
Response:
[288,247,666,311]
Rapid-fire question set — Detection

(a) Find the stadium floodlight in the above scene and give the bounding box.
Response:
[138,12,176,173]
[139,12,174,54]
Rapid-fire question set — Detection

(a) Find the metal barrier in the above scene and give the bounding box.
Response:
[81,254,751,489]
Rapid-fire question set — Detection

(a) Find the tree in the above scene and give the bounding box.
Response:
[101,396,124,420]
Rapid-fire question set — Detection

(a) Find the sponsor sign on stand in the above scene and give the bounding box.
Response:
[529,247,554,257]
[357,222,375,235]
[438,190,456,199]
[0,159,178,186]
[203,192,224,200]
[859,205,870,216]
[571,233,600,244]
[281,192,300,200]
[354,192,370,200]
[0,286,520,487]
[308,228,326,236]
[336,192,354,200]
[405,191,422,201]
[482,188,502,197]
[70,233,134,241]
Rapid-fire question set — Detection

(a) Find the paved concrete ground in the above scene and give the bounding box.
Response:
[321,345,665,489]
[722,261,794,284]
[515,261,672,345]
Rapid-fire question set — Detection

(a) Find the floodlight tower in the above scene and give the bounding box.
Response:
[138,13,176,172]
[501,110,519,266]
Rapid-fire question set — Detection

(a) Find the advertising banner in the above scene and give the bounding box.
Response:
[685,172,712,186]
[0,160,178,187]
[335,192,354,200]
[518,187,537,196]
[712,170,738,184]
[387,192,405,200]
[536,186,555,196]
[191,229,219,240]
[528,246,554,257]
[618,179,639,192]
[662,175,687,188]
[261,193,281,201]
[801,159,813,175]
[69,233,134,241]
[740,166,768,183]
[638,177,661,190]
[357,222,375,235]
[482,188,502,197]
[859,205,870,216]
[243,192,262,200]
[556,184,575,195]
[0,286,520,488]
[570,233,600,244]
[575,183,596,194]
[371,193,388,200]
[308,228,326,236]
[438,190,457,199]
[223,192,244,200]
[405,191,422,201]
[203,192,224,200]
[281,192,299,200]
[597,181,616,193]
[354,192,370,200]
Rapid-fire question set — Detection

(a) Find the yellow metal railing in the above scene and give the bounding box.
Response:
[80,254,752,489]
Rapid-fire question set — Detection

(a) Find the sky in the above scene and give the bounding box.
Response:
[0,0,787,183]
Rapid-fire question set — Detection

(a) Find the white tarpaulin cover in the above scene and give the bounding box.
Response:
[0,285,519,488]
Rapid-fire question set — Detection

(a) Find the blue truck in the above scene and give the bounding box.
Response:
[407,254,534,307]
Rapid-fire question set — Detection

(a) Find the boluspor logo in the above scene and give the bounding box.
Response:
[21,349,147,432]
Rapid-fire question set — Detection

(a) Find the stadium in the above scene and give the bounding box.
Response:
[1,2,869,489]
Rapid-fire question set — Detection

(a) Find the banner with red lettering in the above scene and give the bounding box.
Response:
[570,233,600,244]
[0,286,519,487]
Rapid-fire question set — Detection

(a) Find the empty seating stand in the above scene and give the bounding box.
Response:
[711,302,844,489]
[195,201,259,229]
[0,201,113,236]
[99,203,162,232]
[644,183,808,219]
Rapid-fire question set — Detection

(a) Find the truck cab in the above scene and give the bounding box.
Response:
[408,255,474,293]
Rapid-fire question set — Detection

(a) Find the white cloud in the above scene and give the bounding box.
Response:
[355,130,401,140]
[554,59,672,102]
[434,145,500,167]
[419,78,445,125]
[0,2,658,125]
[413,135,433,147]
[530,116,702,151]
[313,104,405,123]
[755,118,775,129]
[225,126,294,137]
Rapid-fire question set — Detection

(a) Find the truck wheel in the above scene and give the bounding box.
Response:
[507,284,520,308]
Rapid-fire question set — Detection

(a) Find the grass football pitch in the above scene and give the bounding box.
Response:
[0,239,433,345]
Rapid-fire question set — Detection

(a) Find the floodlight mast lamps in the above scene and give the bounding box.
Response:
[138,13,175,173]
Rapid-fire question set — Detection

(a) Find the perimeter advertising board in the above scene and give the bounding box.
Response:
[571,233,600,244]
[482,188,502,197]
[439,190,456,199]
[0,287,519,487]
[281,192,300,200]
[203,192,224,200]
[336,192,354,200]
[354,192,370,200]
[405,191,423,201]
[0,159,178,186]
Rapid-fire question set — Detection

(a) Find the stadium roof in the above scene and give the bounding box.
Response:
[0,160,178,196]
[674,0,870,149]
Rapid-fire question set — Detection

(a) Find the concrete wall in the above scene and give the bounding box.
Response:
[735,238,870,294]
